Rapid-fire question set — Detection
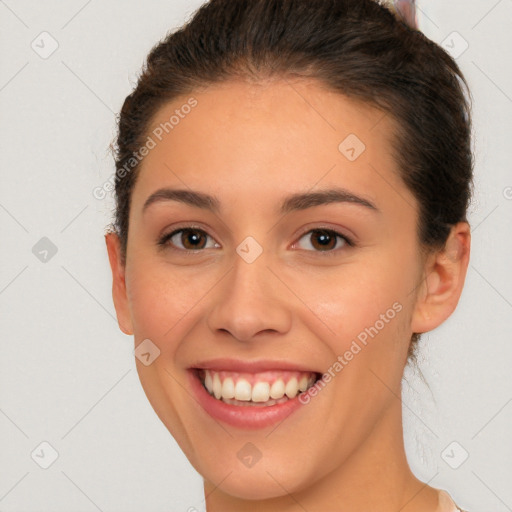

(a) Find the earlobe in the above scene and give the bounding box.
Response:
[105,232,134,335]
[411,222,471,334]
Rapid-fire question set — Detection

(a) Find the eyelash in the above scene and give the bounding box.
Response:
[157,224,355,257]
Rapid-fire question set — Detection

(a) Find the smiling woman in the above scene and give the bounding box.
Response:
[104,0,473,511]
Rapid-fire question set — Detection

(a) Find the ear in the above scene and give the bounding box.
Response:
[411,222,471,333]
[105,232,133,335]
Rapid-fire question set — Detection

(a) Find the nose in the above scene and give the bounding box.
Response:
[206,252,293,343]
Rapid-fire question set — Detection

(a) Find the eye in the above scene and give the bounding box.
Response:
[158,226,354,255]
[293,228,353,254]
[158,227,220,252]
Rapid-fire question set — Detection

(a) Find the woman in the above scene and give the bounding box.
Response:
[105,0,473,510]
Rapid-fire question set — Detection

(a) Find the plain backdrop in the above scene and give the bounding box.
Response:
[1,1,511,511]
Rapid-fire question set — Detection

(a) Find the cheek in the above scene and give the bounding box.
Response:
[125,260,205,348]
[291,263,412,348]
[125,235,419,357]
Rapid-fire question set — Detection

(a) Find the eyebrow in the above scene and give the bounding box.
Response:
[142,187,379,215]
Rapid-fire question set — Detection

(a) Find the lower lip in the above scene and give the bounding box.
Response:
[187,369,313,429]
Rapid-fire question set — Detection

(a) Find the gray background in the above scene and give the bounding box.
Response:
[1,1,511,511]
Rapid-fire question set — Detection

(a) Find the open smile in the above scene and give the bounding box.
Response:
[188,364,322,429]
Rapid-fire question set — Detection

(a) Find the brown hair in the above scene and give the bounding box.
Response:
[109,0,474,355]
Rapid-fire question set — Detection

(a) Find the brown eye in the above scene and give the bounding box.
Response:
[295,229,351,253]
[160,228,218,251]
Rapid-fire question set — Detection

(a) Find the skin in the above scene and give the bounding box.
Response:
[105,78,470,511]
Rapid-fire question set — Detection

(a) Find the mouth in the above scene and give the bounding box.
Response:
[187,359,324,429]
[194,368,321,407]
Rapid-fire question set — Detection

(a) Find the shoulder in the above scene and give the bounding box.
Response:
[437,489,469,512]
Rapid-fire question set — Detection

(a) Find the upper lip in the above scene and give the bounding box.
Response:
[190,358,321,374]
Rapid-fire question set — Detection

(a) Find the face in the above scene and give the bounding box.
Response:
[110,78,430,500]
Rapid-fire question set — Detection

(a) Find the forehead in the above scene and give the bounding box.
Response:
[131,78,411,215]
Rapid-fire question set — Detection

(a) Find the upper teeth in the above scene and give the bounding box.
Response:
[202,369,316,403]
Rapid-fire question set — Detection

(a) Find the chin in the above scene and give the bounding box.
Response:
[205,466,305,501]
[196,450,325,502]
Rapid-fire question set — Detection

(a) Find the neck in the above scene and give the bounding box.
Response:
[204,399,440,511]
